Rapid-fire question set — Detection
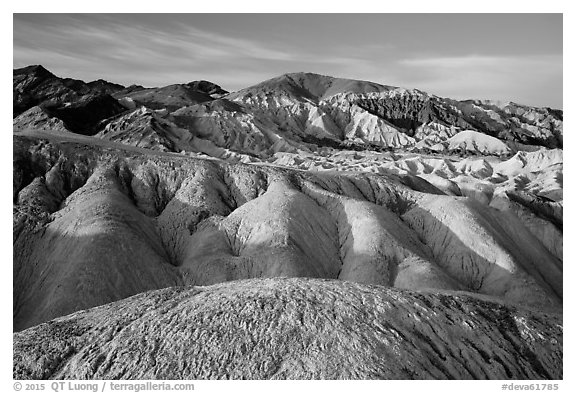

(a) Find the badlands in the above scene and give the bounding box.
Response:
[13,66,562,379]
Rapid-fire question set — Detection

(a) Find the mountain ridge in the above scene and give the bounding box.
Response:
[12,64,563,379]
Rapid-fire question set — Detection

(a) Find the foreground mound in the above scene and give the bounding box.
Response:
[14,278,562,380]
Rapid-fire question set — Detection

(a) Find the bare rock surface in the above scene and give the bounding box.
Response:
[13,160,182,331]
[13,106,70,133]
[110,82,224,111]
[13,278,562,380]
[13,134,562,333]
[12,66,563,380]
[13,65,92,117]
[14,67,563,158]
[179,180,341,284]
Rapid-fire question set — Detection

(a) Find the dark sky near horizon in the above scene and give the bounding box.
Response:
[13,13,563,108]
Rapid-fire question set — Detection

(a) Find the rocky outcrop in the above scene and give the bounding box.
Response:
[13,278,562,380]
[171,100,303,157]
[13,106,69,133]
[95,107,190,151]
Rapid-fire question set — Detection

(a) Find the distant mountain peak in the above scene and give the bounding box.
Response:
[13,64,55,78]
[87,79,126,95]
[229,71,395,102]
[185,80,228,96]
[88,78,125,87]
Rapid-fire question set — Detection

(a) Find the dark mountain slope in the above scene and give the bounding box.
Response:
[87,79,126,95]
[13,65,93,117]
[113,84,216,111]
[42,94,127,135]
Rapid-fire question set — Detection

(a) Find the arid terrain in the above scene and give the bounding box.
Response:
[13,65,563,379]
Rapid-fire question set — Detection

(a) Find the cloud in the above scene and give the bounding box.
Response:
[14,15,296,89]
[399,55,562,70]
[13,14,392,91]
[394,55,562,107]
[174,24,296,62]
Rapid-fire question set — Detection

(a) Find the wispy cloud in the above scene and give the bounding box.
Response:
[394,55,562,107]
[175,24,297,62]
[399,55,562,69]
[13,14,376,90]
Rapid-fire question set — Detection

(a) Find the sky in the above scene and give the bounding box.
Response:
[13,13,563,108]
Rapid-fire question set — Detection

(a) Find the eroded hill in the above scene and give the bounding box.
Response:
[13,66,563,379]
[13,134,562,332]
